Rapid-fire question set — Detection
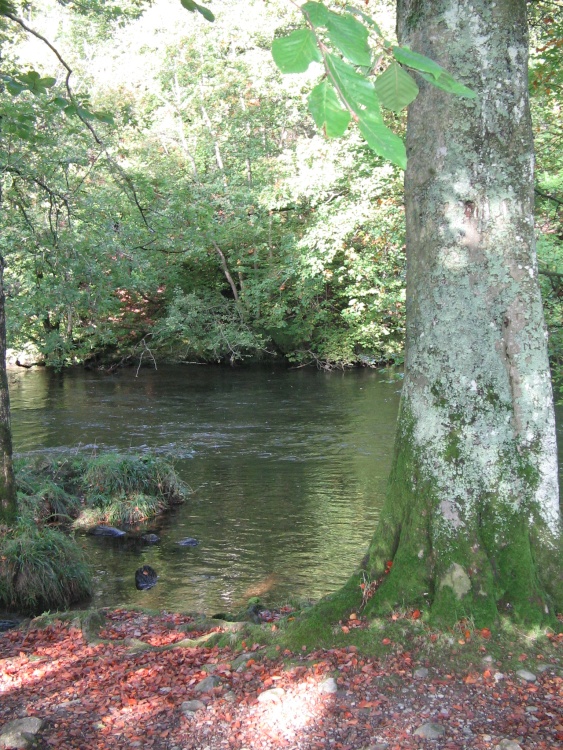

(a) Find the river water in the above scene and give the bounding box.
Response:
[9,365,403,615]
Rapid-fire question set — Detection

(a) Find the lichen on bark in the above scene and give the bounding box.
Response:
[361,0,562,627]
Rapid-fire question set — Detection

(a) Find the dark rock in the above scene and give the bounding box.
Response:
[176,537,198,546]
[141,533,160,544]
[0,620,18,633]
[135,565,158,590]
[91,525,126,537]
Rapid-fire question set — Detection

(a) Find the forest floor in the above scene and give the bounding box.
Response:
[0,608,562,750]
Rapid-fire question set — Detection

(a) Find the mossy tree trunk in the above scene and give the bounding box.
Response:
[0,229,16,521]
[364,0,562,625]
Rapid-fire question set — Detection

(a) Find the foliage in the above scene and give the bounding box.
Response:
[0,518,92,614]
[1,0,562,377]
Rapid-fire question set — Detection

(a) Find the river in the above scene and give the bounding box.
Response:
[9,364,404,615]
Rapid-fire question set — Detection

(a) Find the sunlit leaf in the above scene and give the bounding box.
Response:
[345,5,382,37]
[325,53,380,117]
[326,10,371,67]
[357,111,407,169]
[392,46,444,79]
[373,61,419,112]
[308,80,351,136]
[272,29,322,73]
[179,0,214,22]
[301,1,328,28]
[417,70,477,98]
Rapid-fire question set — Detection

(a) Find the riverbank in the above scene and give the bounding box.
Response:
[0,607,561,750]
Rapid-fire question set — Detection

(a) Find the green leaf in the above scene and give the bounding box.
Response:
[417,70,477,98]
[180,0,214,22]
[17,71,57,95]
[326,11,371,67]
[0,0,16,15]
[272,29,322,73]
[3,77,25,95]
[52,96,70,108]
[325,53,380,118]
[392,46,444,79]
[301,1,328,28]
[344,5,383,37]
[356,112,407,169]
[308,80,351,137]
[93,111,115,125]
[373,62,419,112]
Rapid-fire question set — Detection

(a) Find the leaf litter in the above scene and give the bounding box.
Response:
[0,608,561,750]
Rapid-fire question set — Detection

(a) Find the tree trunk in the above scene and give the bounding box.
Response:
[364,0,562,625]
[0,253,17,525]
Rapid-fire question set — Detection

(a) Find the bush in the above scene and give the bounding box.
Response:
[0,520,92,615]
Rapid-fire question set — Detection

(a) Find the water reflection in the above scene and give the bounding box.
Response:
[11,365,402,613]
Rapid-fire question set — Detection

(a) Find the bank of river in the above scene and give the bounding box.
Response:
[9,364,404,614]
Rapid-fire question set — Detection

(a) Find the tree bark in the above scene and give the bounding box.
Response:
[364,0,562,625]
[0,253,17,525]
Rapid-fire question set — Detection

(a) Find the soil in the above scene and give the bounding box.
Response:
[0,609,562,750]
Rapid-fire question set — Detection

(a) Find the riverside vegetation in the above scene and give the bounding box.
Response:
[0,0,562,637]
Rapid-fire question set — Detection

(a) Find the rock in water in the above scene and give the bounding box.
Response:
[141,533,160,544]
[91,525,126,537]
[176,537,198,546]
[135,565,158,590]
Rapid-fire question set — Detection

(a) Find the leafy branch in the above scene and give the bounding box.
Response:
[271,1,476,169]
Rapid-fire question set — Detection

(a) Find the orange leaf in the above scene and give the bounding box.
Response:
[341,626,350,634]
[480,628,491,639]
[349,613,357,621]
[411,609,421,620]
[382,638,391,645]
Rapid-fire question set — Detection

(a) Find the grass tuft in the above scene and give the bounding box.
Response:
[0,518,92,615]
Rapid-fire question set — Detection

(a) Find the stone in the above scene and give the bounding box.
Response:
[176,537,198,546]
[0,717,45,749]
[318,677,338,694]
[494,741,523,750]
[413,722,446,740]
[515,669,536,682]
[91,525,126,537]
[141,533,160,544]
[181,700,205,714]
[231,653,256,671]
[257,688,285,704]
[194,675,220,693]
[413,667,429,679]
[135,565,158,591]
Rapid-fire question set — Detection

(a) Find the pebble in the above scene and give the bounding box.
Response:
[257,687,285,704]
[494,672,505,682]
[318,677,338,694]
[413,667,429,679]
[494,741,523,750]
[413,722,446,739]
[181,700,206,714]
[0,717,45,749]
[515,669,536,682]
[194,675,220,693]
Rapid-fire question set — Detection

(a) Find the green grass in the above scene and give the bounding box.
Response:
[0,518,92,615]
[14,451,190,529]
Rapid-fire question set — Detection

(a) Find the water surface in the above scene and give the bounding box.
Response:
[9,365,403,614]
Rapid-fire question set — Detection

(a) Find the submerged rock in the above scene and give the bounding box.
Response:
[141,533,160,544]
[135,565,158,590]
[91,526,126,537]
[176,537,198,546]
